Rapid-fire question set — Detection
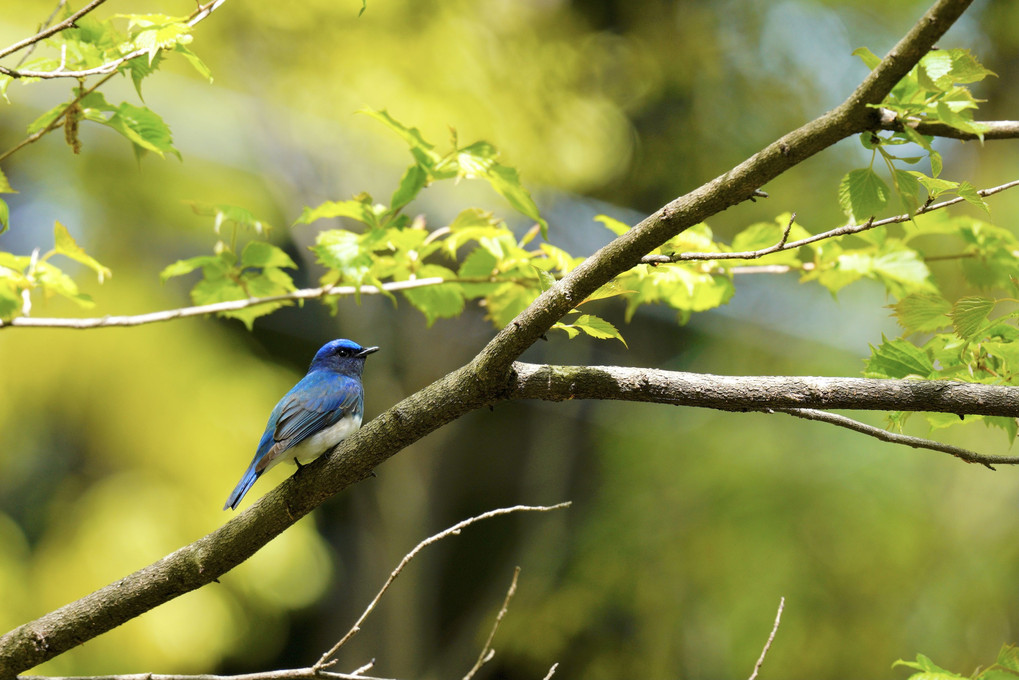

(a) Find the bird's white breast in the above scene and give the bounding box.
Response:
[275,413,363,469]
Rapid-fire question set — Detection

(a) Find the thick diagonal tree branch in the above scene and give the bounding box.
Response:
[0,1,978,677]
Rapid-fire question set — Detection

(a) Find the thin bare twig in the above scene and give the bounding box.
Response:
[463,567,521,680]
[642,179,1019,265]
[772,408,1019,469]
[540,664,559,680]
[314,504,570,671]
[0,0,110,61]
[748,597,785,680]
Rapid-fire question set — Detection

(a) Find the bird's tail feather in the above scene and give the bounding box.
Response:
[224,464,260,511]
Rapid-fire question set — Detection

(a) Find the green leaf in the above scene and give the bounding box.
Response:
[838,168,889,223]
[909,172,957,199]
[457,247,499,298]
[34,261,94,307]
[295,197,384,228]
[240,241,297,270]
[892,169,922,214]
[52,221,112,282]
[359,108,437,161]
[482,163,548,239]
[99,103,180,160]
[312,229,372,281]
[533,266,557,292]
[956,181,990,214]
[851,46,881,70]
[174,44,213,82]
[160,254,221,282]
[390,164,428,212]
[892,653,965,680]
[865,336,934,379]
[950,296,994,340]
[0,166,15,194]
[892,293,952,333]
[27,102,68,135]
[399,264,464,326]
[595,214,631,236]
[556,314,627,346]
[0,198,8,235]
[188,202,274,235]
[869,247,932,294]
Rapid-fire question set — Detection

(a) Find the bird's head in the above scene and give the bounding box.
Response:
[309,339,379,376]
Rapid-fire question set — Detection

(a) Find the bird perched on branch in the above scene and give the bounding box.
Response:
[224,339,379,510]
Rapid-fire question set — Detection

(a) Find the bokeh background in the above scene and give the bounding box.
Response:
[2,0,1019,678]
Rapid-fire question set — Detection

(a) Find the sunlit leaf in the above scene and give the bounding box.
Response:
[240,242,297,270]
[838,168,889,223]
[52,221,112,282]
[949,296,994,340]
[865,336,934,379]
[891,293,951,333]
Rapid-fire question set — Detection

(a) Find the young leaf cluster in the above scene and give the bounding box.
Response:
[0,222,110,319]
[895,644,1019,680]
[0,9,214,228]
[866,216,1019,441]
[160,204,297,329]
[839,48,994,223]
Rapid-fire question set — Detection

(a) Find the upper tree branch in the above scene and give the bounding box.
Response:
[878,112,1019,140]
[471,0,976,379]
[0,2,978,677]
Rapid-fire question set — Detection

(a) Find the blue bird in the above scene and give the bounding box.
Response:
[224,339,379,510]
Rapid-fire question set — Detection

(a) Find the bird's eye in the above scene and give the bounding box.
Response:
[338,348,351,357]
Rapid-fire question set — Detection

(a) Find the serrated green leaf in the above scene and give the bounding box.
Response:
[950,296,994,339]
[838,168,889,223]
[865,337,934,379]
[100,102,180,159]
[892,293,952,333]
[564,313,627,346]
[52,221,111,282]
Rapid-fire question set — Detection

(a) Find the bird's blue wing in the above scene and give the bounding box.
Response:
[254,372,363,474]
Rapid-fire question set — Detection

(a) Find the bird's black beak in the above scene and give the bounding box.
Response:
[357,346,380,357]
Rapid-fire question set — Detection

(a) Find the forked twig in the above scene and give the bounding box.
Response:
[314,504,570,671]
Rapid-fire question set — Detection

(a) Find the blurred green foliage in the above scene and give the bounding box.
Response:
[1,1,1019,679]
